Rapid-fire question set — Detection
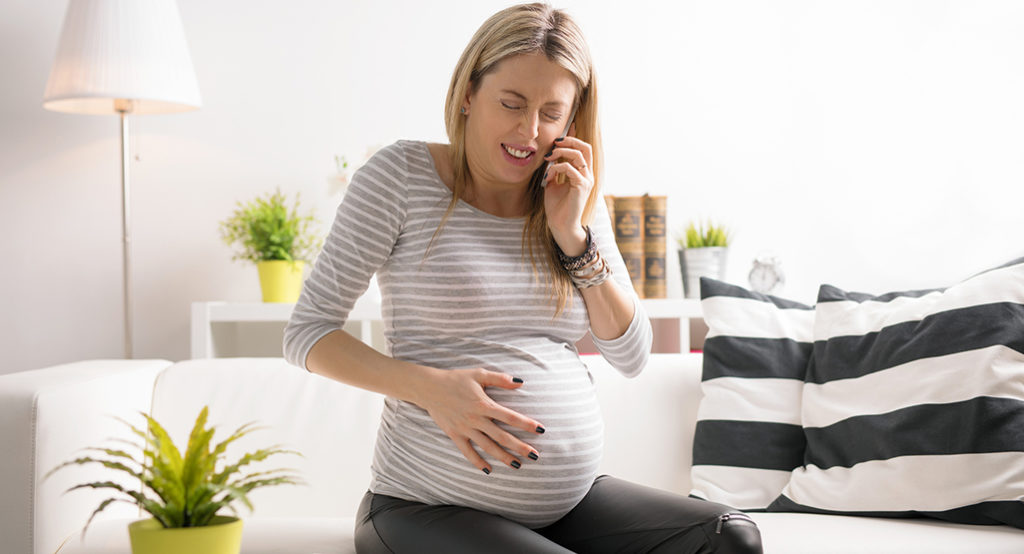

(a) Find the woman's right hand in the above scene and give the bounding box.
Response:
[413,367,545,474]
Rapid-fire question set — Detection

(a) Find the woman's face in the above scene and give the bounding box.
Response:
[464,52,578,189]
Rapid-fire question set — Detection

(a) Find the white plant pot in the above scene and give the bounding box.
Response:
[679,247,728,299]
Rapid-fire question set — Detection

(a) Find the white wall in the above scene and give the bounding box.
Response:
[2,0,1022,374]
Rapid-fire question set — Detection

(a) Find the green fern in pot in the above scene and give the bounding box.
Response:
[45,405,303,554]
[219,188,322,303]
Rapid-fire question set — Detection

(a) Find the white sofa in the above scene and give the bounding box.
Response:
[2,354,1022,554]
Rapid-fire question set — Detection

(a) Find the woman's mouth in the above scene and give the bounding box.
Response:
[501,143,536,166]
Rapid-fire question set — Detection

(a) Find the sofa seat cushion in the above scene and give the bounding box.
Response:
[57,514,1024,553]
[753,509,1024,552]
[57,516,356,554]
[750,513,1024,553]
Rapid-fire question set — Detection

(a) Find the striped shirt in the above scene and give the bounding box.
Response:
[283,139,652,527]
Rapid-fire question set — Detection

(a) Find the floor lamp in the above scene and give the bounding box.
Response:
[43,0,201,359]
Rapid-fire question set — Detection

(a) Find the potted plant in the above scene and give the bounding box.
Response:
[677,220,732,298]
[44,405,303,554]
[219,188,322,302]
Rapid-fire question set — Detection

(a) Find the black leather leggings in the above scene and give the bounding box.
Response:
[354,475,763,553]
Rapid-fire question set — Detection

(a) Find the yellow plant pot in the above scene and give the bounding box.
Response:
[257,260,305,303]
[128,516,243,554]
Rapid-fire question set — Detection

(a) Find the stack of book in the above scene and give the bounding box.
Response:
[605,194,667,299]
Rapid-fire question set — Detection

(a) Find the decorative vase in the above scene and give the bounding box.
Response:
[679,247,728,299]
[128,515,243,554]
[256,260,305,303]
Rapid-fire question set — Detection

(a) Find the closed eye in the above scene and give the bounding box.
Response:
[501,101,561,122]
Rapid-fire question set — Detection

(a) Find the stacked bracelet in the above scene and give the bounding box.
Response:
[556,226,613,289]
[557,226,599,271]
[570,256,611,289]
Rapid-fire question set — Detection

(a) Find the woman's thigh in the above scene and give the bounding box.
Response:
[354,491,573,554]
[537,475,763,554]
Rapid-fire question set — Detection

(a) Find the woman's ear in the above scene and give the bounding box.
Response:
[463,85,475,115]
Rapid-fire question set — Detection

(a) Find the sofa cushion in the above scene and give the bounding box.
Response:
[770,257,1024,528]
[56,513,1024,554]
[588,353,703,495]
[689,278,814,509]
[149,358,385,521]
[749,513,1024,554]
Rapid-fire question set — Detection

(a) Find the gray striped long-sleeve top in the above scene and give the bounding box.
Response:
[283,139,652,527]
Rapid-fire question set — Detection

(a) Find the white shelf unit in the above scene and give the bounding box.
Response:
[191,297,702,359]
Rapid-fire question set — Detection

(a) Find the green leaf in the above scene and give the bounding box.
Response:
[48,403,303,529]
[218,188,323,264]
[678,220,731,248]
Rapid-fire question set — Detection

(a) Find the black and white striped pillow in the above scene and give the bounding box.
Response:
[690,278,814,509]
[769,257,1024,529]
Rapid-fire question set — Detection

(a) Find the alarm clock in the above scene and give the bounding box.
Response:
[749,254,785,295]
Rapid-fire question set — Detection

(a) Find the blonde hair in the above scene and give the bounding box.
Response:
[440,2,602,315]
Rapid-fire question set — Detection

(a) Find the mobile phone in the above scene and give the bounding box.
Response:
[542,104,578,188]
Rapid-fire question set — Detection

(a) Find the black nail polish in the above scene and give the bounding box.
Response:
[528,452,539,461]
[545,149,553,157]
[511,460,521,469]
[482,467,491,475]
[536,426,546,434]
[512,377,524,384]
[554,137,564,142]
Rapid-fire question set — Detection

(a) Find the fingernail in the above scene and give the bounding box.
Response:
[555,137,564,142]
[528,452,539,461]
[545,149,553,158]
[482,467,491,475]
[511,460,521,469]
[536,426,546,434]
[512,377,524,384]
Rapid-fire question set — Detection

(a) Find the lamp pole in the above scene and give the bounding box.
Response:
[118,100,133,358]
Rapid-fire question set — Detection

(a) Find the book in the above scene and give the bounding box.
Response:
[612,196,645,298]
[604,194,616,228]
[643,195,667,298]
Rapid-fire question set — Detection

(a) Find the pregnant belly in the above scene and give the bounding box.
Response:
[370,371,605,528]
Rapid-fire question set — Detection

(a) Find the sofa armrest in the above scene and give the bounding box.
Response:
[0,359,172,554]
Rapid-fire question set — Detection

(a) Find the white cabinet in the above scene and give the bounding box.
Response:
[190,297,702,359]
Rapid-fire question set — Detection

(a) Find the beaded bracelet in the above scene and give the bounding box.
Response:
[557,226,598,272]
[571,256,612,289]
[556,226,613,289]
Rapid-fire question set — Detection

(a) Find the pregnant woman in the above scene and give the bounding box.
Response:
[283,3,762,552]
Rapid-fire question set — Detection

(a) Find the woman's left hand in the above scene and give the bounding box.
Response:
[543,134,594,256]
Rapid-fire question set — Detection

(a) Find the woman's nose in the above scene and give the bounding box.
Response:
[519,110,540,139]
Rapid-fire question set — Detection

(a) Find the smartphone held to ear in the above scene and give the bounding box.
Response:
[542,104,578,188]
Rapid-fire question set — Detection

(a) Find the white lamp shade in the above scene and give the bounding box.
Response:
[43,0,201,115]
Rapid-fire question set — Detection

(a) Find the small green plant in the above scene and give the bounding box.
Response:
[44,406,303,534]
[679,221,731,249]
[334,155,349,173]
[219,188,322,263]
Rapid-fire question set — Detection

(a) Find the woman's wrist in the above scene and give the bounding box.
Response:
[405,363,445,409]
[551,225,588,258]
[554,226,613,289]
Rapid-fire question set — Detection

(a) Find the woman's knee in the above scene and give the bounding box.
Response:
[709,512,763,554]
